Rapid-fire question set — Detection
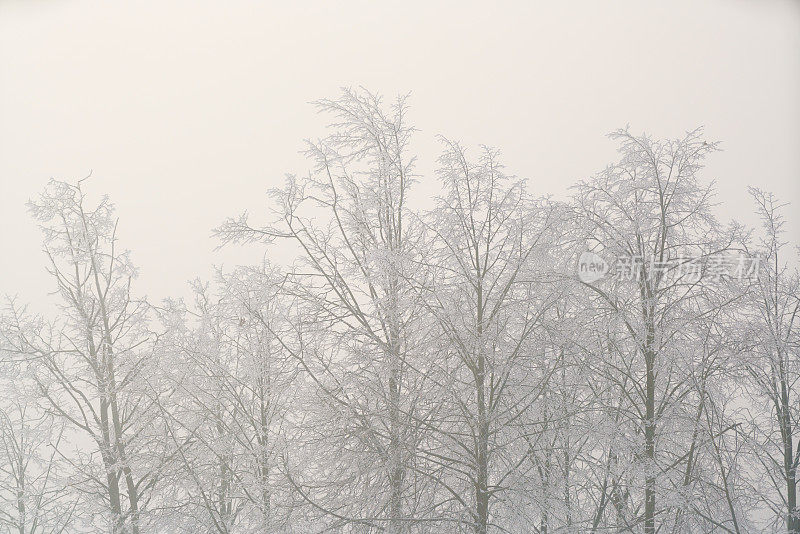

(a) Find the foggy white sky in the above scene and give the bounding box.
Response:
[1,1,799,310]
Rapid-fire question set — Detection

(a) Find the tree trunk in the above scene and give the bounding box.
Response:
[16,456,25,534]
[259,377,272,529]
[475,370,489,534]
[388,366,403,534]
[782,374,798,533]
[644,316,656,534]
[474,283,489,534]
[99,380,123,531]
[387,267,405,534]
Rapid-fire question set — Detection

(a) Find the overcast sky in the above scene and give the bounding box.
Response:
[2,0,799,310]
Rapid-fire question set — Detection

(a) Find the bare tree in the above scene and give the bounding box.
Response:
[10,179,173,533]
[737,188,800,533]
[216,88,432,532]
[573,128,744,533]
[0,330,77,534]
[417,140,562,533]
[3,91,799,534]
[154,264,304,533]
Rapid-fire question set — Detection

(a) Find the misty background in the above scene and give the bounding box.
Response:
[2,0,798,308]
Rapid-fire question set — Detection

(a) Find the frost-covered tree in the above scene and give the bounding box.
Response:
[572,128,746,533]
[736,188,800,533]
[0,319,77,534]
[217,88,433,532]
[3,90,800,534]
[6,179,173,533]
[154,264,304,533]
[417,140,564,533]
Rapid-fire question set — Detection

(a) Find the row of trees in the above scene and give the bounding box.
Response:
[1,89,798,533]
